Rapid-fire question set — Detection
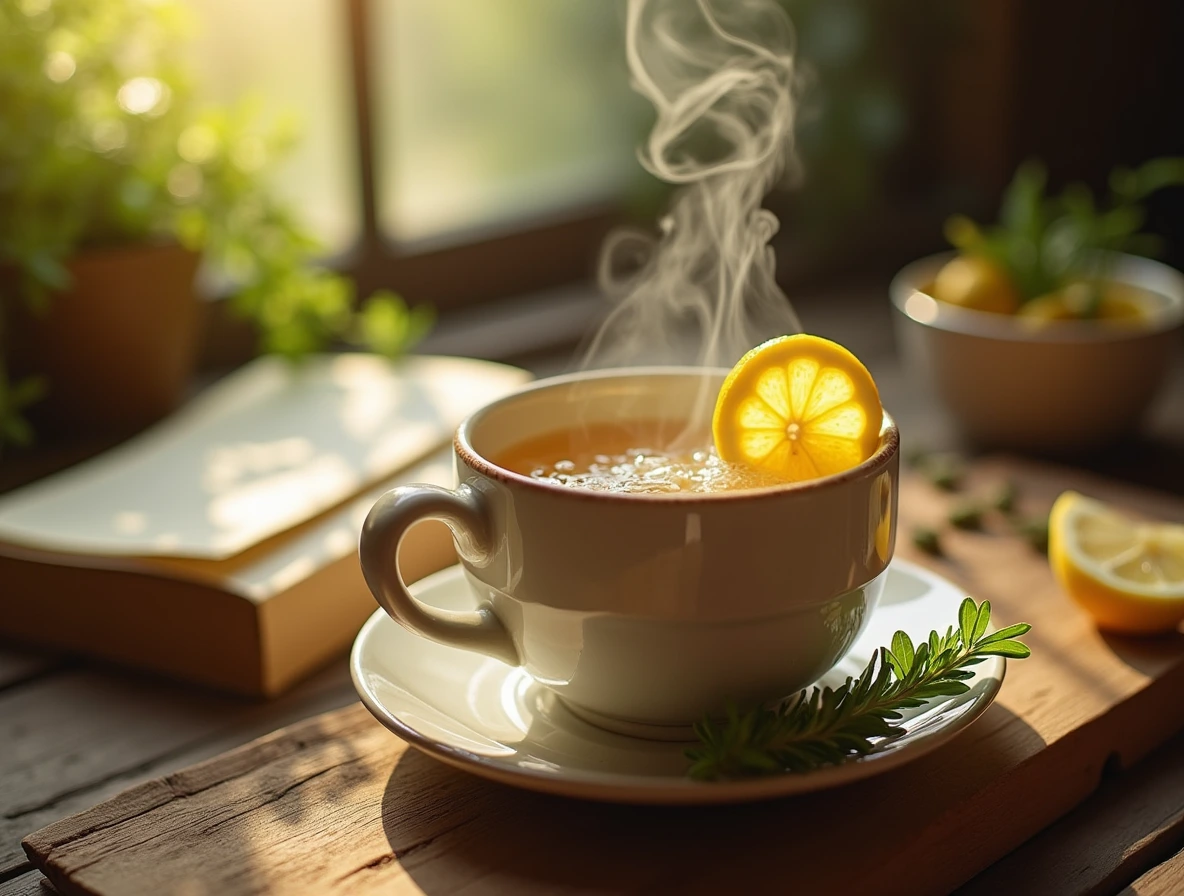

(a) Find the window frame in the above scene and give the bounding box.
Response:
[340,0,624,312]
[197,0,624,371]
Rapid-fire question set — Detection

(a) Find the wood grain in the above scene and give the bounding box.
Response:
[957,730,1184,895]
[0,873,49,896]
[0,660,358,877]
[20,459,1184,896]
[1122,848,1184,895]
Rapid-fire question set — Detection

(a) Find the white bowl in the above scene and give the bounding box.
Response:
[890,252,1184,452]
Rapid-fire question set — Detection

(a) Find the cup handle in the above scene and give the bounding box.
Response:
[359,483,519,666]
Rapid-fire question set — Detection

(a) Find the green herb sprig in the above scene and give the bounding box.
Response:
[946,156,1184,307]
[686,598,1031,780]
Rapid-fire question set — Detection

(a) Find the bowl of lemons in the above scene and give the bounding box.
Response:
[891,158,1184,452]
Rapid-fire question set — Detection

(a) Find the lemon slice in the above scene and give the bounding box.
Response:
[1049,491,1184,634]
[712,334,883,482]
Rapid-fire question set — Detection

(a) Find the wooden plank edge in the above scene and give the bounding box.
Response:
[22,685,1184,896]
[1120,848,1184,896]
[0,870,49,896]
[955,731,1184,895]
[21,614,1184,895]
[0,662,359,880]
[879,650,1184,894]
[21,705,375,882]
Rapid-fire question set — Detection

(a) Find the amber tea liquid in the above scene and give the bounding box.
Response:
[495,421,786,494]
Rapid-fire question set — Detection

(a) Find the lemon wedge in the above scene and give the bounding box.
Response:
[1049,491,1184,634]
[712,334,883,482]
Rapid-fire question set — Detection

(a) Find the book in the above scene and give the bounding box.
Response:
[0,354,531,695]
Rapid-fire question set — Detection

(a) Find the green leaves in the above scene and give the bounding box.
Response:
[889,631,914,676]
[0,0,435,452]
[958,597,991,647]
[974,640,1031,659]
[0,372,47,453]
[24,252,72,297]
[686,598,1034,781]
[356,292,435,360]
[946,155,1184,304]
[999,160,1049,247]
[1110,157,1184,203]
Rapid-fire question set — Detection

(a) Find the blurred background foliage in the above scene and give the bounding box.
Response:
[4,0,1180,295]
[0,0,427,355]
[0,0,198,306]
[555,0,969,255]
[1,0,1180,453]
[785,0,963,236]
[0,0,428,450]
[0,0,967,289]
[373,0,967,249]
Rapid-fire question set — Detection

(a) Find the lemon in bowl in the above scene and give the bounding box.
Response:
[1017,282,1156,325]
[931,255,1021,315]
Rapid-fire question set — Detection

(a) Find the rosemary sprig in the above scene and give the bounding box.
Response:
[686,598,1031,780]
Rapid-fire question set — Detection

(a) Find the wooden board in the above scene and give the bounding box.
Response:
[957,730,1184,895]
[20,458,1184,896]
[0,660,359,877]
[0,873,50,896]
[1122,849,1184,895]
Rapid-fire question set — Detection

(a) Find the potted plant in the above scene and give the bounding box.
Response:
[0,0,431,451]
[890,157,1184,451]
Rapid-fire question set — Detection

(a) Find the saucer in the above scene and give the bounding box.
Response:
[351,560,1005,805]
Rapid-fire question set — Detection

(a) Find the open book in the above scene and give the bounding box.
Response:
[0,354,530,695]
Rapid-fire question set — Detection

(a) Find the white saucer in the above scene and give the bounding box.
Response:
[351,559,1005,805]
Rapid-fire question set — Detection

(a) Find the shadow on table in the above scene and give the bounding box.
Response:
[379,703,1045,895]
[1072,433,1184,499]
[1099,629,1184,679]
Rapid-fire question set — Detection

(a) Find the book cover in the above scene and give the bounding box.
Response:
[0,354,531,694]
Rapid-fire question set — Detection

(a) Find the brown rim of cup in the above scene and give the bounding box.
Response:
[454,370,900,504]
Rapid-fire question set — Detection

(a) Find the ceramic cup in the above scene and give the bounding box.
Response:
[360,368,899,738]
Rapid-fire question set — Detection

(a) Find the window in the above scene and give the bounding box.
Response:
[185,0,361,254]
[182,0,641,310]
[373,0,639,247]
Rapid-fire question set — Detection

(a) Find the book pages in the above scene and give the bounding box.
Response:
[0,354,529,559]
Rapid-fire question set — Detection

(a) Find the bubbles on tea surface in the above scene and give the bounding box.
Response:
[530,446,786,494]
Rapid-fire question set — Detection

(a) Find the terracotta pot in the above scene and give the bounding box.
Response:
[6,242,202,438]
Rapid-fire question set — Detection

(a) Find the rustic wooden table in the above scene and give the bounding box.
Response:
[2,285,1183,895]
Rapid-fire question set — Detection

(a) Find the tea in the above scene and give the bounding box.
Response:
[495,421,787,494]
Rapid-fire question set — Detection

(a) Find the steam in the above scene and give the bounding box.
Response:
[582,0,803,372]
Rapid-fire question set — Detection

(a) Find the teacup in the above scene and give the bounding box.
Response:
[360,368,899,738]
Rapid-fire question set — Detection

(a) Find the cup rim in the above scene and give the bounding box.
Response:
[455,366,899,503]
